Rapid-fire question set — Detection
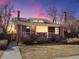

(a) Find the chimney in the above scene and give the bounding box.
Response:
[17,10,20,20]
[64,11,67,24]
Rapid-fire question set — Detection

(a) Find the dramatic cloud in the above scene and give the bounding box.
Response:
[0,0,10,5]
[26,0,45,18]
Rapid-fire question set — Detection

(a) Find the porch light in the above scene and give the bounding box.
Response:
[67,29,71,33]
[26,26,30,29]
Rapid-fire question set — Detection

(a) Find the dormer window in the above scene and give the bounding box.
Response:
[32,20,38,22]
[38,20,44,23]
[28,18,48,23]
[32,19,44,23]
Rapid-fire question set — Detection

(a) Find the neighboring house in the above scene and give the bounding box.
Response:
[73,20,79,37]
[15,18,64,40]
[74,20,79,31]
[62,19,79,38]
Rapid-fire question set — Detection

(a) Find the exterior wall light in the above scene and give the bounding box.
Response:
[26,26,30,29]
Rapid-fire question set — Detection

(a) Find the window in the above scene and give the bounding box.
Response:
[36,26,48,33]
[32,20,38,22]
[38,20,44,23]
[48,27,55,32]
[55,27,59,34]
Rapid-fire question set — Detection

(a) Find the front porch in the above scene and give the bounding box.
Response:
[18,25,64,38]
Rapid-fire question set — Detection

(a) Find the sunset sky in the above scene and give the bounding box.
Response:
[0,0,79,19]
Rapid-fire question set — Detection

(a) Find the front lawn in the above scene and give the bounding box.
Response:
[20,44,79,59]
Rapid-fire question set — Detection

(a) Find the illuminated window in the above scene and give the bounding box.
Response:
[36,26,48,33]
[32,20,38,22]
[32,20,44,23]
[38,20,44,23]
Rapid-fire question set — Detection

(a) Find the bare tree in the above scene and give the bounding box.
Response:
[60,9,76,25]
[47,6,57,23]
[60,9,76,37]
[0,1,13,33]
[0,12,2,26]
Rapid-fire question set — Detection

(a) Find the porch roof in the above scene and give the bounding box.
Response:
[16,21,63,27]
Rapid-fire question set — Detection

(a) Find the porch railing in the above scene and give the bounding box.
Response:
[21,31,59,38]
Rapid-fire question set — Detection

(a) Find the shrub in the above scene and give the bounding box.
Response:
[50,35,59,42]
[37,37,49,43]
[0,33,10,50]
[50,34,67,43]
[0,40,8,50]
[22,34,39,44]
[67,38,79,44]
[22,35,30,44]
[58,36,67,43]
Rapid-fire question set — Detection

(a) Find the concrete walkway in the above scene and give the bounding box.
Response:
[54,55,79,59]
[1,41,22,59]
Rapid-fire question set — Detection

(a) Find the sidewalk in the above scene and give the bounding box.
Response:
[54,55,79,59]
[1,41,22,59]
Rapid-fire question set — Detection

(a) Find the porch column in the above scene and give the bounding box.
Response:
[30,26,31,35]
[20,25,22,38]
[60,27,64,37]
[47,32,49,38]
[47,26,49,38]
[17,24,22,45]
[35,26,37,35]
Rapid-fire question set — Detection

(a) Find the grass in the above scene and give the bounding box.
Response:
[0,50,3,58]
[20,44,79,59]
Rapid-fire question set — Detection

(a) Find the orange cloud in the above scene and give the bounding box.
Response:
[36,12,45,18]
[26,0,45,18]
[33,3,45,18]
